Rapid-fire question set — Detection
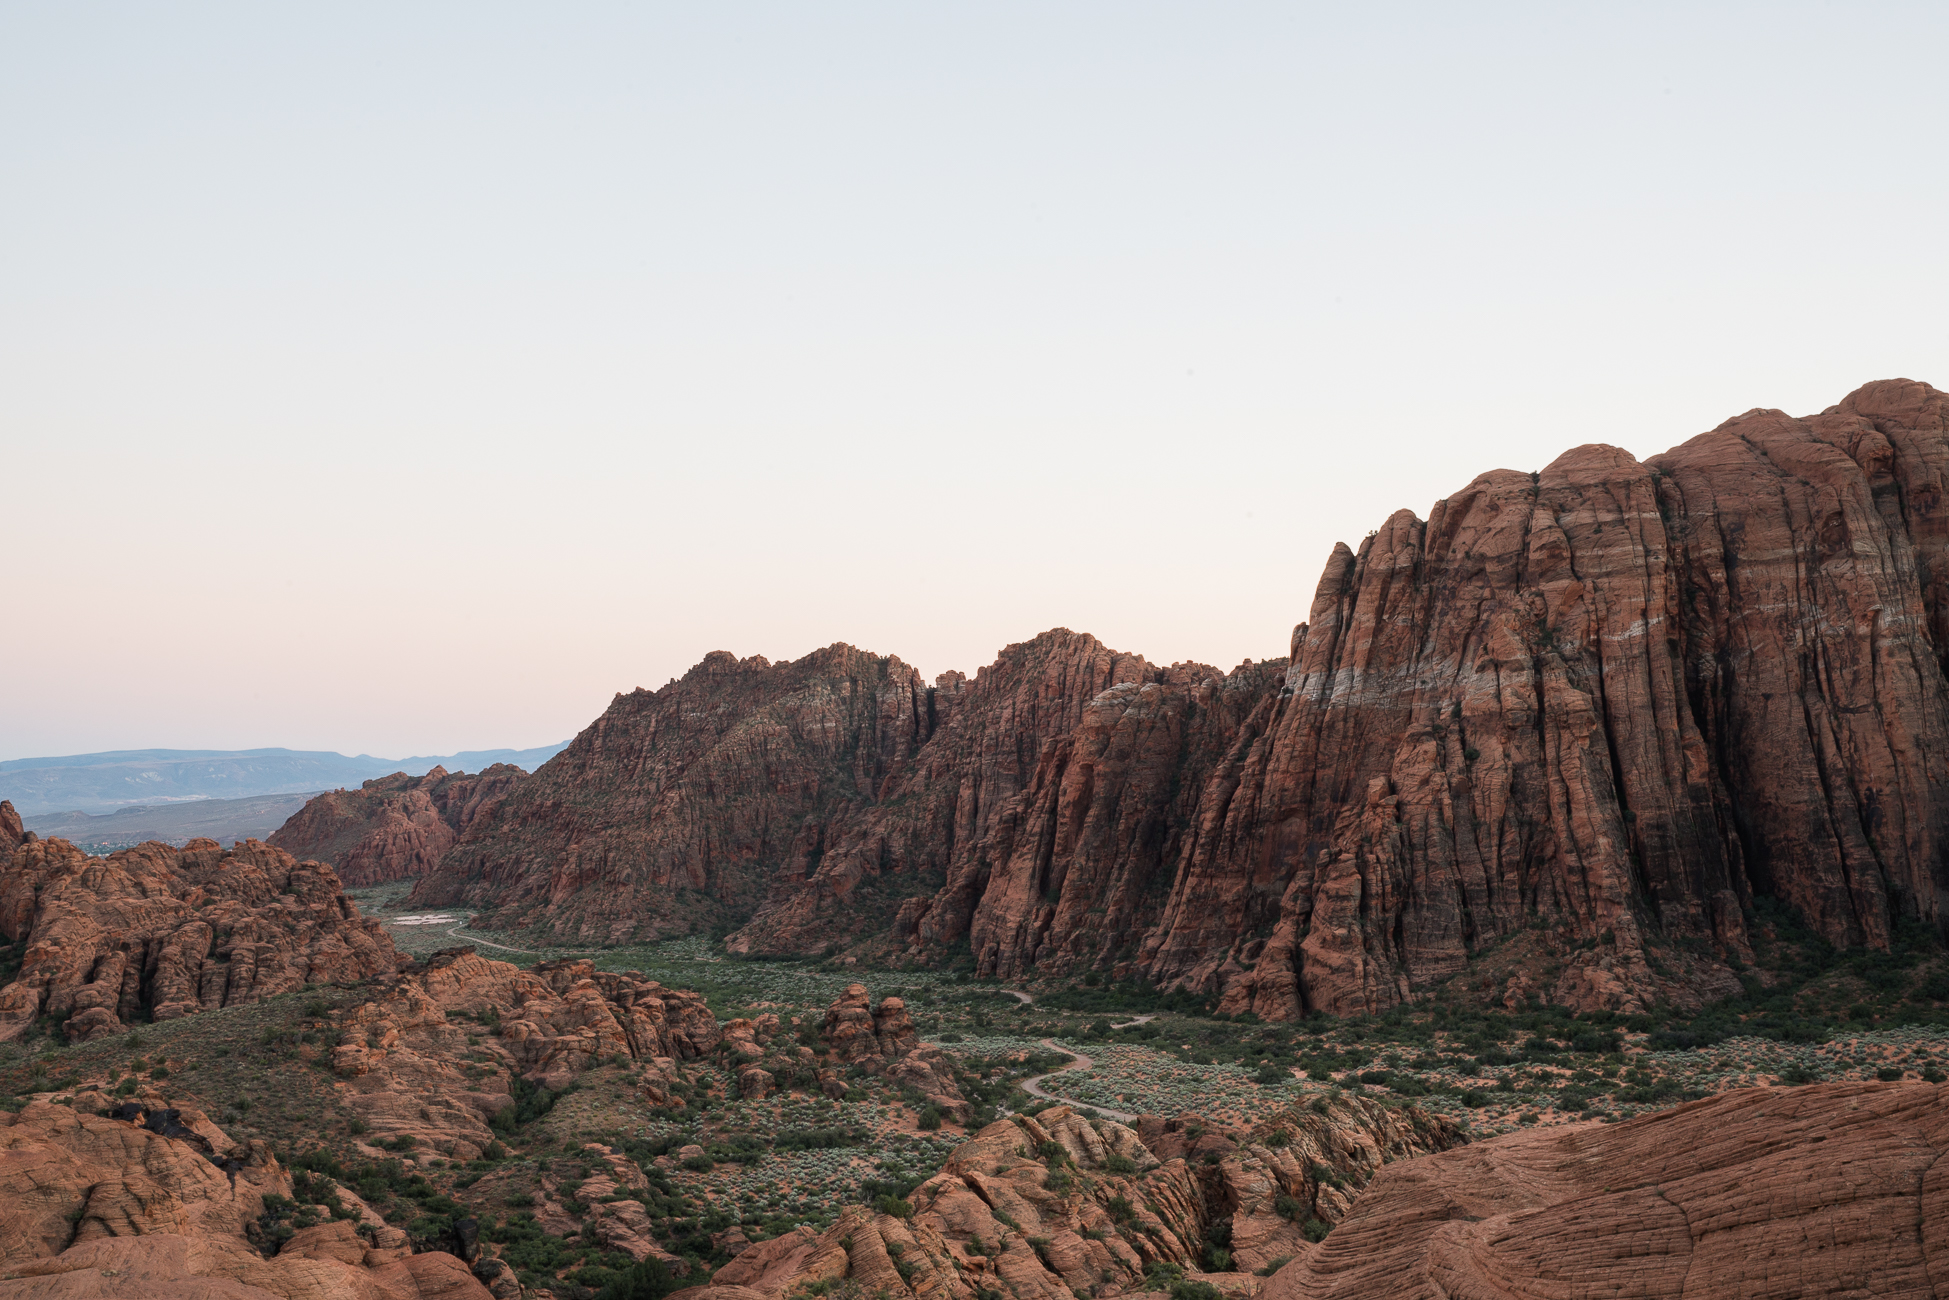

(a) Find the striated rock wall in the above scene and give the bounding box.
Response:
[0,836,403,1042]
[267,764,528,886]
[1163,378,1949,1017]
[416,380,1949,1019]
[1261,1080,1949,1299]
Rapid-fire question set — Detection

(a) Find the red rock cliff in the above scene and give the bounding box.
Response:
[415,381,1949,1019]
[268,763,528,885]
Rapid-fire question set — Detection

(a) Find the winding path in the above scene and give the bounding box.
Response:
[443,925,542,955]
[999,988,1158,1031]
[993,988,1165,1122]
[1015,1036,1139,1124]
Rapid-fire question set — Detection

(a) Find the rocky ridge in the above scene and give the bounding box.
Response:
[681,1095,1461,1300]
[269,765,529,886]
[1258,1079,1949,1299]
[0,836,403,1043]
[408,380,1949,1019]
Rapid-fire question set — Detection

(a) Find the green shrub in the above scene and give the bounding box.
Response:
[598,1258,678,1300]
[1104,1153,1138,1175]
[1301,1218,1331,1243]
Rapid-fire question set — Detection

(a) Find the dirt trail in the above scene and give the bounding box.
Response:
[443,926,542,955]
[1002,988,1157,1031]
[1019,1037,1138,1123]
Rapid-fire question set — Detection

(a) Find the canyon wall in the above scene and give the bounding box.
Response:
[414,380,1949,1018]
[268,763,528,885]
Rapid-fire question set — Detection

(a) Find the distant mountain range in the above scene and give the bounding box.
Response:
[21,791,322,851]
[0,744,570,815]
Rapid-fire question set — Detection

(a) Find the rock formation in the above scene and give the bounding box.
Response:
[0,801,25,858]
[0,836,403,1042]
[0,1098,493,1300]
[1259,1079,1949,1299]
[326,947,726,1157]
[821,984,918,1063]
[268,765,527,886]
[820,983,965,1119]
[411,635,1278,960]
[414,381,1949,1019]
[684,1096,1459,1300]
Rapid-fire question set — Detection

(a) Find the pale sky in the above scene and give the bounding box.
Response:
[5,3,1947,761]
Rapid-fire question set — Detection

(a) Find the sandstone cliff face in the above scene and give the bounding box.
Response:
[1260,1079,1949,1299]
[417,381,1949,1019]
[410,646,943,940]
[268,765,527,886]
[0,836,402,1042]
[687,1096,1460,1300]
[1163,378,1949,1018]
[413,633,1279,968]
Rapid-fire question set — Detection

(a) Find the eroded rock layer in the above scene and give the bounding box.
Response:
[268,765,528,886]
[0,1098,493,1300]
[684,1096,1460,1300]
[0,836,402,1042]
[416,381,1949,1018]
[1260,1080,1949,1300]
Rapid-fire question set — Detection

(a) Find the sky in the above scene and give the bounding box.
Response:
[4,2,1948,761]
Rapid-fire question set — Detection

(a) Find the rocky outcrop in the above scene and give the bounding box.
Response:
[0,1099,492,1300]
[0,802,25,858]
[409,645,954,940]
[696,1097,1460,1300]
[1261,1080,1949,1299]
[413,381,1949,1018]
[268,765,527,886]
[326,946,726,1156]
[820,984,965,1119]
[0,837,403,1043]
[821,984,918,1063]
